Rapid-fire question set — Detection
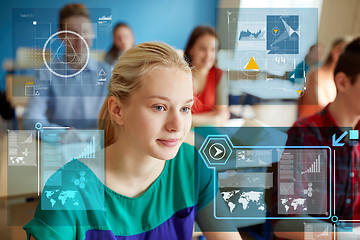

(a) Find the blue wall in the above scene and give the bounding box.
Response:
[0,0,218,82]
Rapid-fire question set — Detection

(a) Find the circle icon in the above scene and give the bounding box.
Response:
[43,30,90,78]
[272,27,280,35]
[209,143,226,160]
[303,183,313,197]
[331,215,338,223]
[35,122,43,130]
[297,89,305,97]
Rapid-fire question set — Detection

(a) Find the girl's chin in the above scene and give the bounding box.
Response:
[153,148,180,161]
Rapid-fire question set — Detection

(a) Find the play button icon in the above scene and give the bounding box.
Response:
[214,146,223,157]
[209,143,226,160]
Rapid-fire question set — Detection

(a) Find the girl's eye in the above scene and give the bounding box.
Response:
[153,105,165,111]
[181,107,191,113]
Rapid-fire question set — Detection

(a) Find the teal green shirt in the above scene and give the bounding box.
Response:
[24,143,216,240]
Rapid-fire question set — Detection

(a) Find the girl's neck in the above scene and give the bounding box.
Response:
[193,67,210,77]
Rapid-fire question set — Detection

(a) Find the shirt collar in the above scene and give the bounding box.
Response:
[322,103,360,130]
[320,103,338,127]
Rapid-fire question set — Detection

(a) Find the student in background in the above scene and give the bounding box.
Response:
[105,22,135,66]
[289,43,324,82]
[275,37,360,239]
[24,42,242,240]
[298,37,350,119]
[184,26,230,127]
[23,3,110,129]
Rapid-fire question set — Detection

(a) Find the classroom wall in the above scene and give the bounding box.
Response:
[0,0,218,77]
[318,0,360,56]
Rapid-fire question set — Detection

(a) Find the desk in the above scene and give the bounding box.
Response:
[230,79,302,100]
[5,75,34,108]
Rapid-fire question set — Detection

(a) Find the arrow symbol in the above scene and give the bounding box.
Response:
[214,147,223,157]
[332,131,348,147]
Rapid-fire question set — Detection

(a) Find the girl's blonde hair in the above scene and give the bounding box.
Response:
[98,42,192,147]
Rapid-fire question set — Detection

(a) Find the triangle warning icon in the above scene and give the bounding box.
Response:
[296,90,302,95]
[244,57,260,70]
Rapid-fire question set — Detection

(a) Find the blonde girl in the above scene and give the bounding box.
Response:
[24,42,242,240]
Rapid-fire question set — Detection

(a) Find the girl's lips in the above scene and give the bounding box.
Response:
[157,139,179,147]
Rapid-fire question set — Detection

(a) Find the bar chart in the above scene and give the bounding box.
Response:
[301,155,321,175]
[74,136,96,159]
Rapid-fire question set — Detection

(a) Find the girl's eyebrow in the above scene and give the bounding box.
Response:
[148,96,194,104]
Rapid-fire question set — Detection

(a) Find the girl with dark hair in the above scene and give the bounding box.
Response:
[184,26,230,127]
[105,23,135,66]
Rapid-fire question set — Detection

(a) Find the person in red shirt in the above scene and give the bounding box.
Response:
[274,38,360,239]
[184,26,230,127]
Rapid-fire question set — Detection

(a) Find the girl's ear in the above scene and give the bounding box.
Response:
[108,96,125,125]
